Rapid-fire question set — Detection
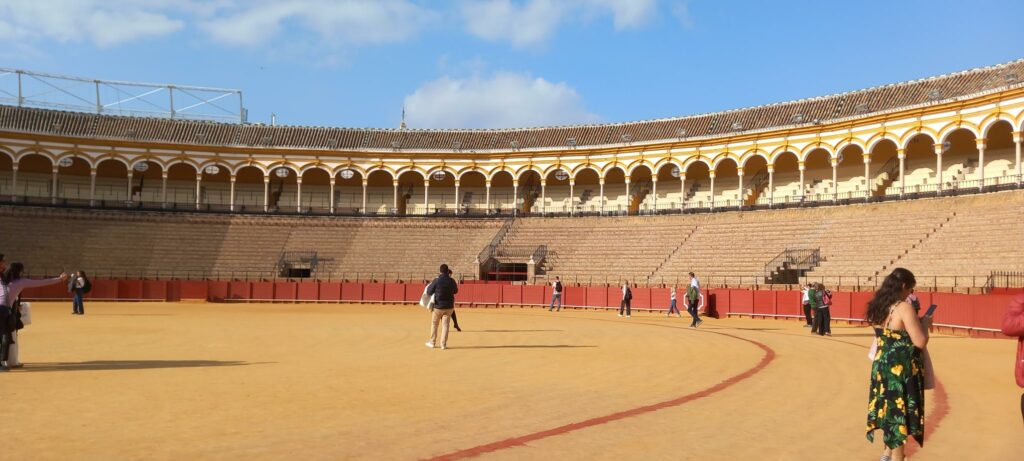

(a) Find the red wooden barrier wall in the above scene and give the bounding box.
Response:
[17,278,1015,337]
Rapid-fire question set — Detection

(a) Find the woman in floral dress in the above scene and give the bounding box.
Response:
[865,268,931,461]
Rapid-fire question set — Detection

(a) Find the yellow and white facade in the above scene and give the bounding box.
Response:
[1,61,1023,216]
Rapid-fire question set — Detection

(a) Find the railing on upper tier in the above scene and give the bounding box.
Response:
[2,174,1021,218]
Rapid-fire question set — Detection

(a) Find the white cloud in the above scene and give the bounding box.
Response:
[460,0,658,48]
[198,0,440,47]
[404,71,601,129]
[672,1,694,29]
[0,0,185,47]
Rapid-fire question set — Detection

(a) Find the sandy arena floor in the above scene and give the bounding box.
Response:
[5,302,1022,460]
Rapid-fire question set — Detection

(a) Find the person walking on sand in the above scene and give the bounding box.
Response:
[865,268,931,461]
[549,276,563,312]
[802,283,814,328]
[618,282,632,318]
[425,264,458,350]
[686,273,703,328]
[666,287,682,318]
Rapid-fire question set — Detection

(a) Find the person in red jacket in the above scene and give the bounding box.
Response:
[1001,293,1024,423]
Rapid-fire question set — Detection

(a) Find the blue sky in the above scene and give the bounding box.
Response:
[2,0,1023,129]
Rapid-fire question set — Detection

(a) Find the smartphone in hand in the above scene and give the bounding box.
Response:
[924,304,938,317]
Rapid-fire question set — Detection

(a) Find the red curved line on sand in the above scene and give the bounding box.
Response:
[424,332,776,461]
[905,377,949,457]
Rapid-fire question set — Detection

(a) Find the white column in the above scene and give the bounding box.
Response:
[485,180,491,212]
[10,165,18,201]
[329,177,335,214]
[392,179,399,214]
[361,180,368,214]
[454,179,460,213]
[679,174,685,212]
[976,139,986,190]
[195,174,202,210]
[423,181,430,215]
[863,154,872,199]
[708,173,715,210]
[600,179,606,215]
[1014,131,1022,186]
[934,143,943,195]
[126,170,134,204]
[51,167,59,204]
[229,175,237,212]
[161,173,167,208]
[296,177,303,212]
[797,162,805,202]
[263,178,270,212]
[831,157,839,202]
[90,169,97,206]
[569,179,575,215]
[540,180,546,215]
[512,181,518,216]
[735,167,743,209]
[767,166,775,207]
[651,178,657,212]
[897,149,906,197]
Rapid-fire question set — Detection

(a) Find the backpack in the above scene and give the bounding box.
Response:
[82,277,92,294]
[821,290,832,306]
[555,281,563,293]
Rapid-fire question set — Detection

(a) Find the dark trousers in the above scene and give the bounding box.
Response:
[687,299,701,326]
[0,307,12,365]
[812,306,831,335]
[667,299,681,316]
[73,290,84,314]
[619,299,631,316]
[803,302,813,325]
[451,310,461,331]
[0,332,10,365]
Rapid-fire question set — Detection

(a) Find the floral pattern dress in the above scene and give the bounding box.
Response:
[866,323,925,449]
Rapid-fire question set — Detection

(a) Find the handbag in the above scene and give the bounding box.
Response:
[419,286,435,310]
[17,301,30,326]
[13,298,25,330]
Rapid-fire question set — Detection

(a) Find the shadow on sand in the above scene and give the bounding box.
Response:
[450,345,596,350]
[463,329,564,333]
[19,360,270,373]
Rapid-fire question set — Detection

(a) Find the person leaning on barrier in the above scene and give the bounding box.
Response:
[425,264,459,350]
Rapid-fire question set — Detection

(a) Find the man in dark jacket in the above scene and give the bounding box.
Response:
[618,282,632,318]
[425,264,459,350]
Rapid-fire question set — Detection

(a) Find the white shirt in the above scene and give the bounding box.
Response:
[690,278,700,291]
[74,276,85,289]
[670,291,676,300]
[801,288,809,302]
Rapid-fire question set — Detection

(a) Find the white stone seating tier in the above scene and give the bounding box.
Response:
[1,189,1022,288]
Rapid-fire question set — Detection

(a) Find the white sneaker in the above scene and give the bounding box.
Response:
[617,314,623,317]
[626,315,631,318]
[441,345,447,350]
[425,342,435,348]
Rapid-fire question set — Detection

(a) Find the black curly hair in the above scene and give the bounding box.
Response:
[865,268,916,325]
